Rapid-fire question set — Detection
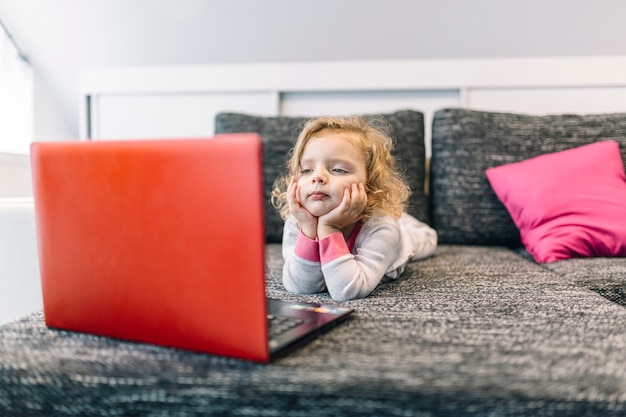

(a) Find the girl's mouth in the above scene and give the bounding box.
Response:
[309,192,328,200]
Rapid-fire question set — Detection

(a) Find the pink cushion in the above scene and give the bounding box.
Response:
[485,141,626,263]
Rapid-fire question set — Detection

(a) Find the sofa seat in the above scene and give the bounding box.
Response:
[1,244,625,416]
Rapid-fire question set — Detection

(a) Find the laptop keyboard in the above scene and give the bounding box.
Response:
[267,315,306,338]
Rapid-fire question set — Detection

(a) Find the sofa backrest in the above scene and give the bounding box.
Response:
[214,110,427,243]
[430,108,626,246]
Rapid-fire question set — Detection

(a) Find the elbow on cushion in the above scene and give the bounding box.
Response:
[327,281,373,302]
[282,277,326,295]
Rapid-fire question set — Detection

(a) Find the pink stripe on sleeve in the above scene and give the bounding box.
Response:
[294,231,320,262]
[319,232,351,264]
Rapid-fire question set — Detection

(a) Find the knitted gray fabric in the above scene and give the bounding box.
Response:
[540,256,626,307]
[430,109,626,246]
[215,110,427,242]
[2,244,626,416]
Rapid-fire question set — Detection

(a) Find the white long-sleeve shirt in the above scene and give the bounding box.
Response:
[281,213,437,301]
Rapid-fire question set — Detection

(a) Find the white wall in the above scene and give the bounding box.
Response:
[0,198,41,325]
[0,153,31,197]
[81,57,626,157]
[1,0,626,140]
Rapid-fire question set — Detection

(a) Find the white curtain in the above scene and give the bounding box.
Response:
[0,26,33,154]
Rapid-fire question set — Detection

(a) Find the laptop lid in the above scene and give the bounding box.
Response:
[31,134,271,362]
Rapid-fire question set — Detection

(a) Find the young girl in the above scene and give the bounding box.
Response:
[272,115,437,301]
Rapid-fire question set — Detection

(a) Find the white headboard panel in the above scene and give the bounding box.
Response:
[80,56,626,154]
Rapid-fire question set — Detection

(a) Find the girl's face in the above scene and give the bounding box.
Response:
[296,133,367,217]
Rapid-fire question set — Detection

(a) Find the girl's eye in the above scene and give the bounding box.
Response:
[300,168,313,175]
[332,168,347,174]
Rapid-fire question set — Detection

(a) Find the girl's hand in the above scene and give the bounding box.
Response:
[318,183,367,238]
[287,176,318,239]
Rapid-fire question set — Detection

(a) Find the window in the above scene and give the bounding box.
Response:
[0,17,33,154]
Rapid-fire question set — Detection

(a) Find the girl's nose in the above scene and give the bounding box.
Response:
[312,169,326,184]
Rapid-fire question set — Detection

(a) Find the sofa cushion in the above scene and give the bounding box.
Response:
[430,108,626,246]
[4,244,626,416]
[215,110,427,243]
[485,141,626,263]
[540,254,626,309]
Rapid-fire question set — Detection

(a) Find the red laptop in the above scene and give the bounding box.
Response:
[30,134,353,362]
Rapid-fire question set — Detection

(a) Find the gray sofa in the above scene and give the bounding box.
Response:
[1,108,625,416]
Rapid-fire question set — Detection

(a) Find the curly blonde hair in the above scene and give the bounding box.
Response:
[271,115,411,220]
